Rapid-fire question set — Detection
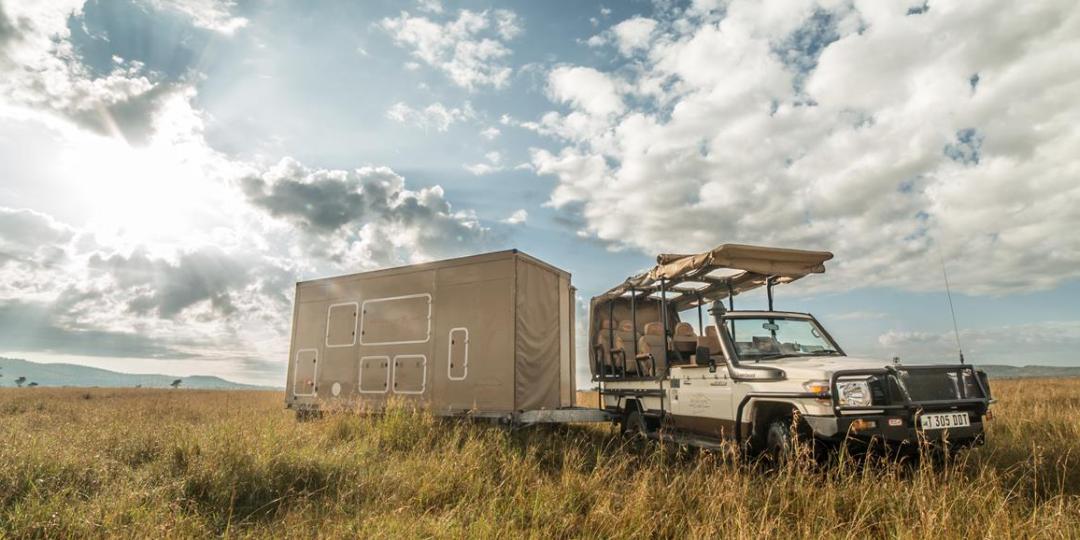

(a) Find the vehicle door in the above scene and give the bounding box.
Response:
[669,361,735,440]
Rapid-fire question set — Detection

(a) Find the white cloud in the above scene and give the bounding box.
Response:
[242,157,493,264]
[547,66,625,116]
[0,6,501,383]
[878,321,1080,365]
[143,0,248,34]
[493,9,523,40]
[381,9,522,90]
[464,151,503,175]
[531,0,1080,295]
[416,0,442,14]
[503,209,528,225]
[610,16,658,55]
[480,126,500,140]
[0,1,173,143]
[386,101,473,131]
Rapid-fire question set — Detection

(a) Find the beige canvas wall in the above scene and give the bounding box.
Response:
[286,251,573,415]
[514,258,561,411]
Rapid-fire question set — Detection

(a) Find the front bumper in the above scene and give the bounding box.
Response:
[810,364,992,446]
[805,412,986,445]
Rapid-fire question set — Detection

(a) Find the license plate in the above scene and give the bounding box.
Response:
[919,412,970,430]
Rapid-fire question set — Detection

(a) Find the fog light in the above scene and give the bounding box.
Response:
[888,418,903,427]
[850,419,877,432]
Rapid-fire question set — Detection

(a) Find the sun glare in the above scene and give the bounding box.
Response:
[60,131,232,249]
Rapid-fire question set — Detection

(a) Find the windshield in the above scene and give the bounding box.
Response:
[728,317,841,360]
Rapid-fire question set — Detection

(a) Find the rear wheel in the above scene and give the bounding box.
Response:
[622,409,649,439]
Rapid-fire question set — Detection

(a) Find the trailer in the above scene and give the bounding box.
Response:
[285,249,610,424]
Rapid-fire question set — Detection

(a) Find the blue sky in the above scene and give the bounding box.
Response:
[1,0,1078,385]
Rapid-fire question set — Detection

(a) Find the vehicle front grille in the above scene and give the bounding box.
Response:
[867,376,889,405]
[895,368,986,402]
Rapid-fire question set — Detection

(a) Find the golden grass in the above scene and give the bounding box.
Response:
[1,379,1078,538]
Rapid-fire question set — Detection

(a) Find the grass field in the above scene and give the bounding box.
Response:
[1,379,1079,538]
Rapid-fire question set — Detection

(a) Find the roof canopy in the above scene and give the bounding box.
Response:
[594,243,833,310]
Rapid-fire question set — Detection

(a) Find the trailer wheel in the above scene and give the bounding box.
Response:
[295,409,323,423]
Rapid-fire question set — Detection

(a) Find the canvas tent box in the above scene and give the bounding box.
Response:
[285,250,576,415]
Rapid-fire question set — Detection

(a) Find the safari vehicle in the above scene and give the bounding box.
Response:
[590,244,993,459]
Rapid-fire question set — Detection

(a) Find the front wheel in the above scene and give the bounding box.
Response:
[764,417,794,466]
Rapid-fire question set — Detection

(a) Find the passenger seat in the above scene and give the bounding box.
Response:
[613,320,639,374]
[595,318,616,374]
[637,322,671,377]
[672,322,698,363]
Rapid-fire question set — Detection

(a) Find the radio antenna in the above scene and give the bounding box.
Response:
[938,248,965,364]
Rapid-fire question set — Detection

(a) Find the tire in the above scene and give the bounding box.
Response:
[764,417,794,467]
[623,409,649,439]
[295,409,322,422]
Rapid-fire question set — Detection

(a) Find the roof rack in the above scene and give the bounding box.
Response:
[595,243,833,310]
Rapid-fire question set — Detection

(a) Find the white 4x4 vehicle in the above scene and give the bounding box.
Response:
[589,244,992,459]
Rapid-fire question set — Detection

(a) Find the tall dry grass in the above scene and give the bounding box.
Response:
[0,379,1078,538]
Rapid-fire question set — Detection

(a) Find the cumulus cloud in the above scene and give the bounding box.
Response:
[611,16,658,55]
[241,158,494,264]
[143,0,248,34]
[503,209,528,225]
[0,207,74,266]
[531,0,1080,295]
[547,66,625,116]
[480,126,500,140]
[416,0,443,14]
[878,321,1080,365]
[463,151,503,175]
[381,8,522,90]
[0,299,198,359]
[386,101,474,131]
[0,204,292,373]
[89,247,251,318]
[0,1,197,144]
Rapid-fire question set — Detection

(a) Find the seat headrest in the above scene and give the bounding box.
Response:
[599,318,614,329]
[643,322,664,336]
[705,326,720,338]
[618,320,634,332]
[674,322,696,337]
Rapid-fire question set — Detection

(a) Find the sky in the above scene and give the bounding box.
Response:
[0,0,1078,386]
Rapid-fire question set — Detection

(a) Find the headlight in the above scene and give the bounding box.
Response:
[837,380,872,407]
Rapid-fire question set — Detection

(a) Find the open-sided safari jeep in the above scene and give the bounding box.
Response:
[589,244,993,460]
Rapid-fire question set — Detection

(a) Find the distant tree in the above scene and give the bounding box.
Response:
[170,379,182,389]
[14,376,26,388]
[27,382,38,387]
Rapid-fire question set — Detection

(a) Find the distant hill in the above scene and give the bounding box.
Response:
[978,364,1080,379]
[0,357,278,390]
